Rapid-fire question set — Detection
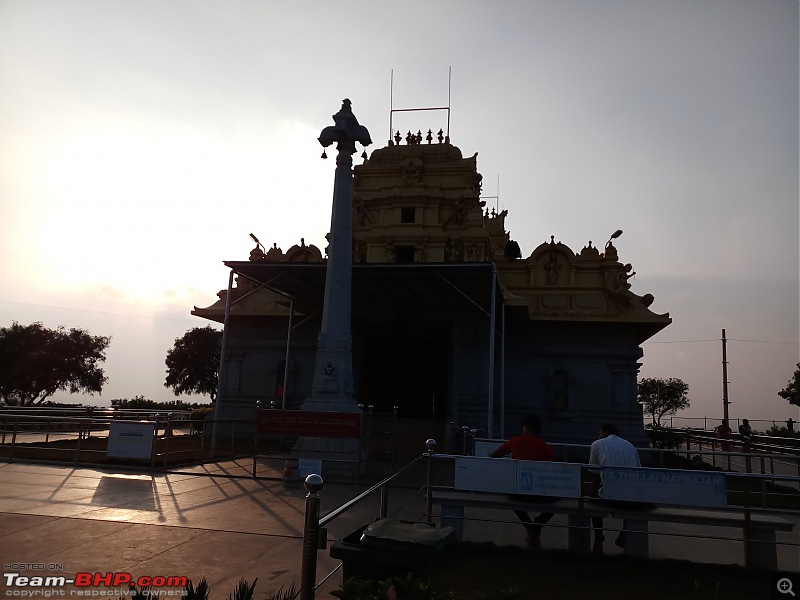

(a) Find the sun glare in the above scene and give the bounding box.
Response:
[28,118,332,306]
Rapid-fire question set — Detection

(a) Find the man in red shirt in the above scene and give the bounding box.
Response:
[490,414,555,549]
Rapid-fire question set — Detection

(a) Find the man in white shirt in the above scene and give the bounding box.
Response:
[590,424,641,469]
[589,423,641,553]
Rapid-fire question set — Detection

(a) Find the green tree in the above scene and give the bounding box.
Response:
[778,362,800,407]
[164,326,221,402]
[111,395,200,411]
[638,377,690,426]
[0,321,110,406]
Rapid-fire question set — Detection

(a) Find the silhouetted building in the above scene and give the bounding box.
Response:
[193,135,670,450]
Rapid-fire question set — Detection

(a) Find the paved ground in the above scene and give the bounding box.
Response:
[0,458,798,599]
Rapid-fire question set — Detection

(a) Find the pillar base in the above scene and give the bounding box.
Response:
[292,397,362,478]
[292,436,361,479]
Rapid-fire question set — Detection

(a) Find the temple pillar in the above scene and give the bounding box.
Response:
[294,99,372,476]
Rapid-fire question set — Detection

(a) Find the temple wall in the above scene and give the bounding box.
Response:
[213,313,649,452]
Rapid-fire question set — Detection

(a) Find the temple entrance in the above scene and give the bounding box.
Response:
[357,320,450,419]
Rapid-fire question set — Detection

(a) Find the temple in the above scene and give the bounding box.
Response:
[192,130,671,452]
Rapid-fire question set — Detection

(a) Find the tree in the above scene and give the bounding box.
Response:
[638,377,690,426]
[164,326,221,402]
[0,321,110,406]
[778,363,800,407]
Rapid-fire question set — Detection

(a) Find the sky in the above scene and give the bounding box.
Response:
[0,0,797,426]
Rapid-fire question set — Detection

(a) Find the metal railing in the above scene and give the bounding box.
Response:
[295,441,799,598]
[0,413,250,469]
[668,415,799,433]
[0,411,403,480]
[298,443,434,600]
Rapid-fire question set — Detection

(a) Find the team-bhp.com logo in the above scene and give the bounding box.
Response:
[4,572,188,596]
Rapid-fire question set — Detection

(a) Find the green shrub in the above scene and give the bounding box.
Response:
[645,425,685,449]
[184,578,210,600]
[331,573,455,600]
[189,406,214,433]
[228,578,258,600]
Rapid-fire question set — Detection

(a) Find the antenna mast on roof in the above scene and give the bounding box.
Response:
[389,67,452,143]
[480,175,501,214]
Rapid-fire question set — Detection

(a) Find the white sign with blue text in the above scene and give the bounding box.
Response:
[455,457,518,493]
[298,458,323,478]
[517,462,582,498]
[107,421,155,460]
[455,457,582,497]
[601,467,727,507]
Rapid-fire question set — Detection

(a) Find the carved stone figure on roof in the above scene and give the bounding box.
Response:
[353,240,367,263]
[265,243,284,262]
[445,238,462,262]
[580,241,601,259]
[468,171,483,194]
[353,196,374,224]
[401,158,423,185]
[604,240,619,262]
[442,200,467,229]
[604,263,635,309]
[250,245,266,262]
[414,240,427,262]
[384,240,395,263]
[545,251,562,285]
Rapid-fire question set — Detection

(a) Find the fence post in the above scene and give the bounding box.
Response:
[162,414,171,471]
[253,402,262,479]
[684,429,691,460]
[9,417,19,463]
[75,420,84,467]
[150,420,156,470]
[86,407,93,439]
[743,476,753,567]
[379,483,389,519]
[300,474,323,600]
[425,438,437,525]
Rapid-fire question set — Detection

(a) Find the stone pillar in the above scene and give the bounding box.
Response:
[294,99,371,474]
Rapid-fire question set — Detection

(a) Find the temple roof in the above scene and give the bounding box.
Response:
[193,137,671,342]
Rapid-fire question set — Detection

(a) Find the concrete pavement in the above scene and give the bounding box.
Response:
[0,458,798,599]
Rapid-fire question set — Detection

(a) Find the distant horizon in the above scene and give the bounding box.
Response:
[9,393,796,433]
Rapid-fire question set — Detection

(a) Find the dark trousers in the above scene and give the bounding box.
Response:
[509,494,556,534]
[514,509,555,534]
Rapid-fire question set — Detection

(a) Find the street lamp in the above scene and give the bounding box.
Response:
[605,229,623,249]
[249,233,265,252]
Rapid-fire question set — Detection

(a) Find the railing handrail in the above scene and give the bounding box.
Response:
[424,454,800,513]
[319,455,426,526]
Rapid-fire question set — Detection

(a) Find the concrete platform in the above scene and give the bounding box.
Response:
[0,459,427,598]
[0,459,797,599]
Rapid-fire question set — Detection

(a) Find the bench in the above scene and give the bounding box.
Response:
[428,458,796,570]
[433,489,608,554]
[431,457,605,554]
[603,504,794,570]
[595,466,795,570]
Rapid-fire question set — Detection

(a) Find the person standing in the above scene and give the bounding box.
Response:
[738,419,753,450]
[715,419,733,452]
[490,414,555,549]
[588,423,641,553]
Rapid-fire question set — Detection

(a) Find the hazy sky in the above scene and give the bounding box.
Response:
[1,0,797,425]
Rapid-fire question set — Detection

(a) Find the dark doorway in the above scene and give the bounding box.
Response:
[357,319,450,419]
